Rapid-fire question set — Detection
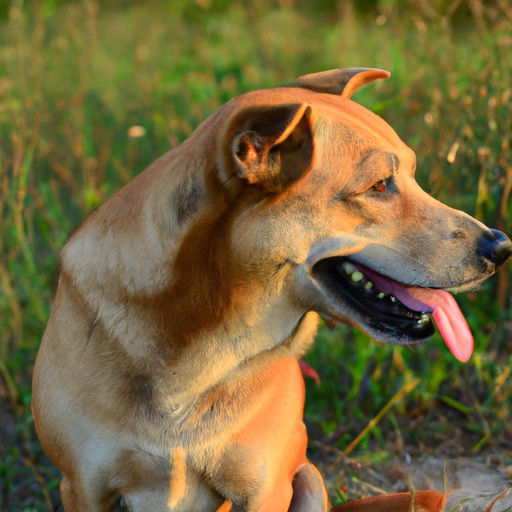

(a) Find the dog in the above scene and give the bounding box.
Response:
[32,68,512,512]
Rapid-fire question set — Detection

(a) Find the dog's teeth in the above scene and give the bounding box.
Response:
[351,271,364,283]
[418,313,430,325]
[342,262,358,275]
[364,281,373,290]
[377,292,385,299]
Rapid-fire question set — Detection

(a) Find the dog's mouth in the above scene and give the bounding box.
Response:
[311,257,473,361]
[312,257,434,339]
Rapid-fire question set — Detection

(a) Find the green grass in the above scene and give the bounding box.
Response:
[1,1,512,509]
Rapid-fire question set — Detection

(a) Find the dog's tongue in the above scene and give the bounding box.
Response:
[358,266,474,362]
[392,286,474,362]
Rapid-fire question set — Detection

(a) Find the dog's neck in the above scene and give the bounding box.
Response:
[61,128,318,402]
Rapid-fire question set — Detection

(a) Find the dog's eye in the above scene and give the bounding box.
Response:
[372,180,387,193]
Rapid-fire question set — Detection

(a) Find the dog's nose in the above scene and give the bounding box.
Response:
[477,228,512,268]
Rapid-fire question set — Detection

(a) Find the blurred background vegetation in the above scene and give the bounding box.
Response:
[1,0,512,509]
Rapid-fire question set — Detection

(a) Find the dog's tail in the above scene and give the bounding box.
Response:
[330,490,445,512]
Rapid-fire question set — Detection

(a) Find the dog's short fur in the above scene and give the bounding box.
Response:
[33,68,512,511]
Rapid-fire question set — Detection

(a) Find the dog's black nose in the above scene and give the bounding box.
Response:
[478,228,512,268]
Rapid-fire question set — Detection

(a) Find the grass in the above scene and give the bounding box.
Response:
[1,1,512,510]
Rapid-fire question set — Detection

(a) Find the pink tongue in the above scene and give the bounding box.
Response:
[395,287,474,362]
[357,266,474,362]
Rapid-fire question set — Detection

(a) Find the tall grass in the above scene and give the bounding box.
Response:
[1,1,512,509]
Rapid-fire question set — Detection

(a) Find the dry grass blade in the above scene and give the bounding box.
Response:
[330,377,420,468]
[444,487,512,512]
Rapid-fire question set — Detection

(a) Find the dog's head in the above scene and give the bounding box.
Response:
[217,68,512,361]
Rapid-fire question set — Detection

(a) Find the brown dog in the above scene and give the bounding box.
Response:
[32,68,512,512]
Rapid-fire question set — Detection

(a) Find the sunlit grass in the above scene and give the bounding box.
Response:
[1,1,512,509]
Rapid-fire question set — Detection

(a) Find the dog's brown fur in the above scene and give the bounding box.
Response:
[33,68,511,511]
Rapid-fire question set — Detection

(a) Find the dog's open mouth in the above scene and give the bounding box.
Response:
[312,257,474,362]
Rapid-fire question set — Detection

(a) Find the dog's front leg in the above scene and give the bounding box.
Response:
[225,462,327,512]
[59,475,116,512]
[207,357,327,512]
[288,463,328,512]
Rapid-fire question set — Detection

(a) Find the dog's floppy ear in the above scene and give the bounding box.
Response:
[222,103,313,194]
[292,67,390,99]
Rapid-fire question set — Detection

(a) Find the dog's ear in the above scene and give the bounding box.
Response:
[292,67,390,99]
[222,103,313,194]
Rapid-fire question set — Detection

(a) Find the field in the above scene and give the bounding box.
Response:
[1,0,512,510]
